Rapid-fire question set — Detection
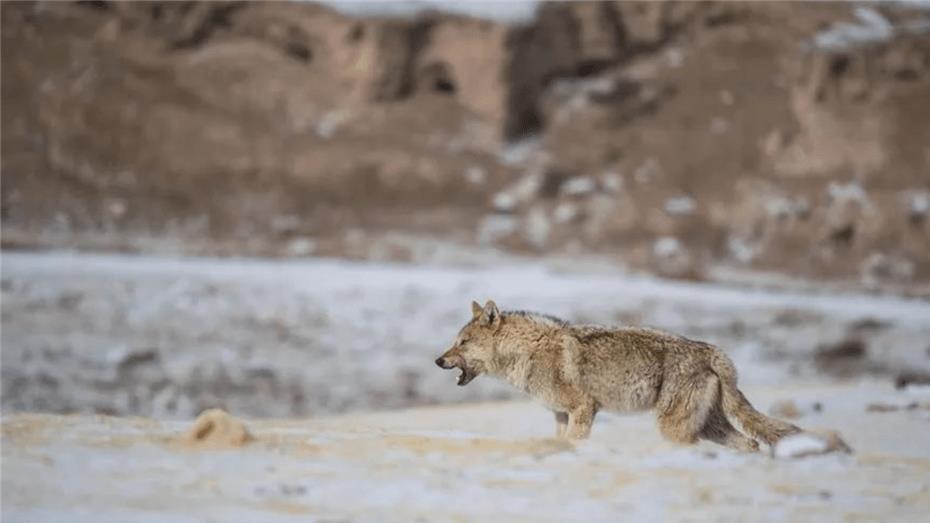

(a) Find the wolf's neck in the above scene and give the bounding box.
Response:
[486,321,542,388]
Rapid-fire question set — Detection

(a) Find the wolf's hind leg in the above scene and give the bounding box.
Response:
[699,401,759,452]
[655,373,718,445]
[554,411,568,438]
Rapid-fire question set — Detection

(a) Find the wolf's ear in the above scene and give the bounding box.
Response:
[471,300,483,319]
[480,300,501,328]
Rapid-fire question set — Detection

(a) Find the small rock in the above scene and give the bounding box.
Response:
[601,171,624,193]
[907,191,929,224]
[813,337,877,378]
[114,348,160,377]
[553,202,580,224]
[774,431,852,459]
[634,158,661,184]
[524,206,551,250]
[848,317,892,332]
[765,196,807,221]
[279,483,307,496]
[316,110,348,138]
[180,408,252,449]
[492,172,544,213]
[719,90,734,106]
[582,194,619,241]
[727,236,757,264]
[761,128,787,157]
[827,181,868,204]
[866,402,919,413]
[772,309,813,327]
[709,117,729,134]
[538,168,569,198]
[106,199,128,218]
[561,176,597,197]
[286,237,316,257]
[664,196,696,216]
[861,253,915,287]
[894,371,930,390]
[465,166,486,186]
[271,215,300,235]
[652,237,702,280]
[477,215,518,245]
[653,236,683,259]
[812,7,893,51]
[822,181,874,250]
[498,136,543,166]
[664,48,683,68]
[492,192,518,213]
[815,338,866,361]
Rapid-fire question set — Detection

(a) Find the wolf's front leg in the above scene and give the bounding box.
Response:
[566,402,597,439]
[554,411,568,437]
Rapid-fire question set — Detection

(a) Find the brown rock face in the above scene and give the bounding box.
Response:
[2,1,509,250]
[2,1,929,288]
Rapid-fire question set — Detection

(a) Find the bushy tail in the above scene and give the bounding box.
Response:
[710,353,801,446]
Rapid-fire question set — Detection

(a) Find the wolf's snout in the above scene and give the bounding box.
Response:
[436,352,476,386]
[437,352,463,368]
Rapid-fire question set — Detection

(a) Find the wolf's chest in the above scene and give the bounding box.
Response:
[505,361,568,408]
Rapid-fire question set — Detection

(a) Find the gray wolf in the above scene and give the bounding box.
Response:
[436,300,803,451]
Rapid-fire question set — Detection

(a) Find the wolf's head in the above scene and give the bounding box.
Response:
[435,300,501,386]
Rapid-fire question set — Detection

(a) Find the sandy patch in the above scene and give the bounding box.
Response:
[178,409,252,449]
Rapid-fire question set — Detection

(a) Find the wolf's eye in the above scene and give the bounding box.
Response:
[460,337,470,346]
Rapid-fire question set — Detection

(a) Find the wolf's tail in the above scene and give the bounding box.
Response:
[709,352,801,446]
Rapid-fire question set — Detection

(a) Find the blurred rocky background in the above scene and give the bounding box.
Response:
[3,1,930,421]
[3,1,930,290]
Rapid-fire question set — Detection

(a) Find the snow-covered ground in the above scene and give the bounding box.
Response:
[317,0,540,23]
[3,251,930,522]
[3,383,930,523]
[3,251,929,418]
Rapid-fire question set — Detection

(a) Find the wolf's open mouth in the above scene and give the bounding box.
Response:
[437,354,478,386]
[456,365,476,386]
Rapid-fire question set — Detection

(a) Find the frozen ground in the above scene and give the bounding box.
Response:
[3,383,930,523]
[2,251,930,418]
[2,251,930,522]
[317,0,540,22]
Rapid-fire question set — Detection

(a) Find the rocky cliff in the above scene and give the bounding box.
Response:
[2,1,928,288]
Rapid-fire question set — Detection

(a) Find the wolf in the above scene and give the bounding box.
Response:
[435,300,802,451]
